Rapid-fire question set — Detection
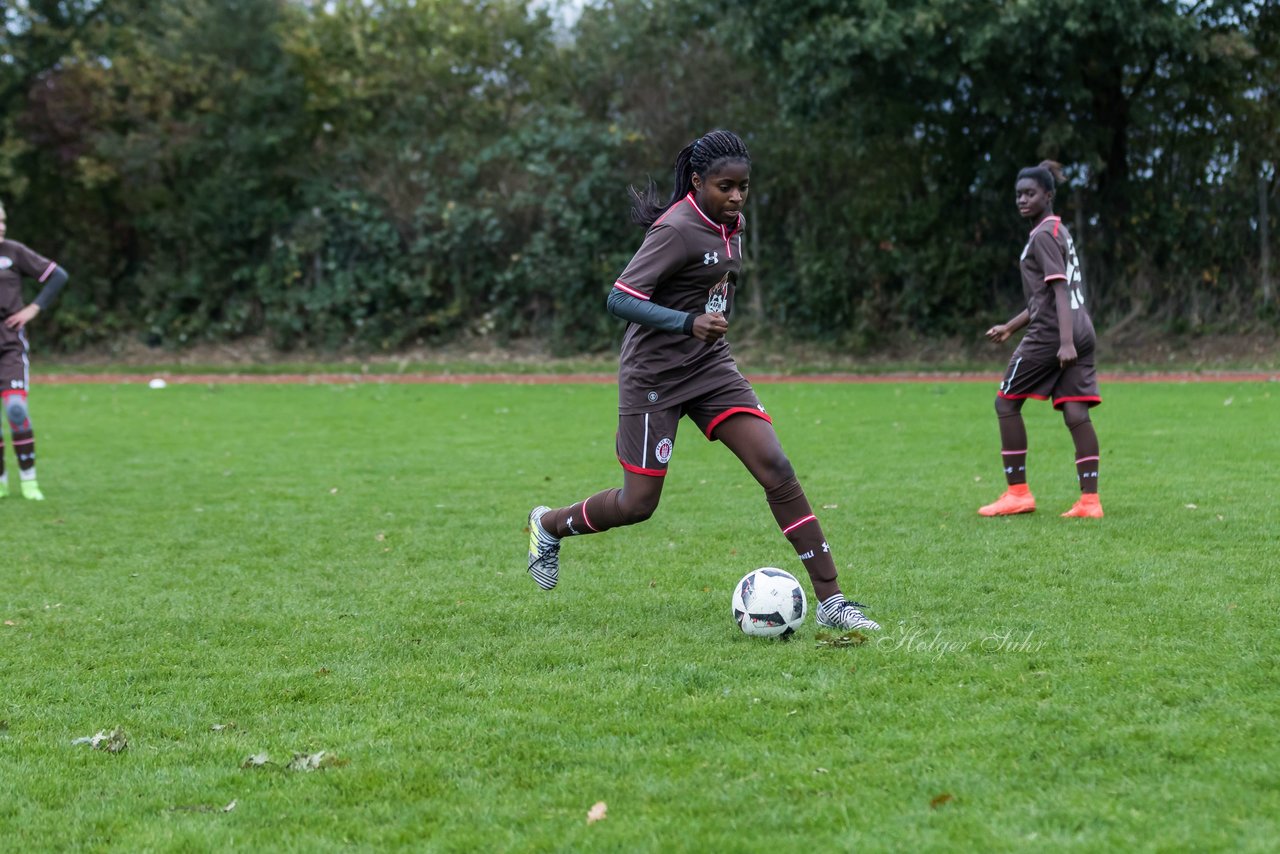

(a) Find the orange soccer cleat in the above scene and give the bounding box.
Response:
[978,485,1036,517]
[1061,494,1104,518]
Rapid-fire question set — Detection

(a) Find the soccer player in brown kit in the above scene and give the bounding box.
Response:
[0,200,70,501]
[979,161,1103,519]
[525,130,880,631]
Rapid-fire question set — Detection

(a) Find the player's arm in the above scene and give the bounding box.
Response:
[4,263,69,330]
[606,290,727,341]
[1051,281,1076,367]
[986,309,1029,343]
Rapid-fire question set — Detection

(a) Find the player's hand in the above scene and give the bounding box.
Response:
[985,324,1012,343]
[1057,343,1078,368]
[3,304,39,330]
[692,312,728,342]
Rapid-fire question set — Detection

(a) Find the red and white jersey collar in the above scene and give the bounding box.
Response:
[681,192,743,238]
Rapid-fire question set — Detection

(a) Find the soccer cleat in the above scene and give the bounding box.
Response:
[816,594,881,631]
[1061,494,1103,518]
[526,505,561,589]
[978,488,1036,516]
[20,480,44,501]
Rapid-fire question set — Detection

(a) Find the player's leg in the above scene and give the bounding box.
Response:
[527,410,674,589]
[979,355,1055,516]
[1058,400,1102,518]
[1054,360,1103,518]
[3,390,40,500]
[712,412,879,631]
[978,395,1036,516]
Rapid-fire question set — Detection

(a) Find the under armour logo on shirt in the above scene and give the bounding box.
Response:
[703,251,719,265]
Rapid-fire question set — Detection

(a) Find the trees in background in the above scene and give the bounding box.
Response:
[0,0,1274,353]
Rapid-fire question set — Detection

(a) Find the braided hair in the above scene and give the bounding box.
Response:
[1017,159,1066,194]
[629,130,751,227]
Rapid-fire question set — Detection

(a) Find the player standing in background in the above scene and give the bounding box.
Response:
[979,160,1103,519]
[0,200,70,500]
[525,130,880,631]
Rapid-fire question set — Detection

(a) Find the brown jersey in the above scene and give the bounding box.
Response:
[1015,216,1095,361]
[0,240,56,319]
[613,194,748,414]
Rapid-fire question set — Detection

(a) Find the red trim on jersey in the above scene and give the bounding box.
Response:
[613,280,649,300]
[997,391,1050,401]
[1031,215,1061,235]
[682,193,743,259]
[704,406,772,439]
[0,390,26,402]
[619,458,667,477]
[38,261,57,283]
[1053,395,1102,406]
[781,514,817,535]
[1044,273,1067,282]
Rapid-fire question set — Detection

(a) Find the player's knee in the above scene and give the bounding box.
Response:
[995,396,1021,417]
[1063,404,1091,431]
[619,496,659,525]
[756,455,796,493]
[4,397,29,428]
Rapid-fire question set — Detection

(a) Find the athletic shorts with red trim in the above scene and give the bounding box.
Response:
[997,351,1101,410]
[616,377,771,477]
[0,330,31,391]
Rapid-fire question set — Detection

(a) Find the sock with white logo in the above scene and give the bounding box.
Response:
[764,477,840,602]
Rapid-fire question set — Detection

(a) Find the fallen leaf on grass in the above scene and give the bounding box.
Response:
[169,799,238,814]
[287,751,348,772]
[1185,503,1198,510]
[241,752,274,769]
[587,801,607,824]
[930,793,955,809]
[72,727,129,753]
[815,630,870,649]
[211,723,237,732]
[3,621,16,627]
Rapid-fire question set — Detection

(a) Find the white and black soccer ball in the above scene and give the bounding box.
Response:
[732,567,807,638]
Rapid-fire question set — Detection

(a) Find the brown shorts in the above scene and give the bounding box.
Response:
[0,329,30,391]
[998,352,1101,410]
[616,377,772,477]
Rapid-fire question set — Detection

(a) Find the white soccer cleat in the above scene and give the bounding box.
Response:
[816,594,881,631]
[526,505,561,590]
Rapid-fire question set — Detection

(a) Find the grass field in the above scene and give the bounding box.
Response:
[2,378,1277,851]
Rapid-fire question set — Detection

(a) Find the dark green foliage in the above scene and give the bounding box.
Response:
[0,0,1275,353]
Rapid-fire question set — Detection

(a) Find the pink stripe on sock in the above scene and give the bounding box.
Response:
[579,499,599,532]
[1075,455,1100,464]
[781,514,816,535]
[1001,449,1027,455]
[11,439,33,446]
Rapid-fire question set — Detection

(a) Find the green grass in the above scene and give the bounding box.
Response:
[2,380,1277,851]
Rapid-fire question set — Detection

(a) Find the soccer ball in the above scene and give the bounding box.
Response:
[731,567,807,638]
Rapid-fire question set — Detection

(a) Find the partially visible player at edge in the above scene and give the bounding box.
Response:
[980,160,1103,518]
[525,130,880,631]
[0,200,70,500]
